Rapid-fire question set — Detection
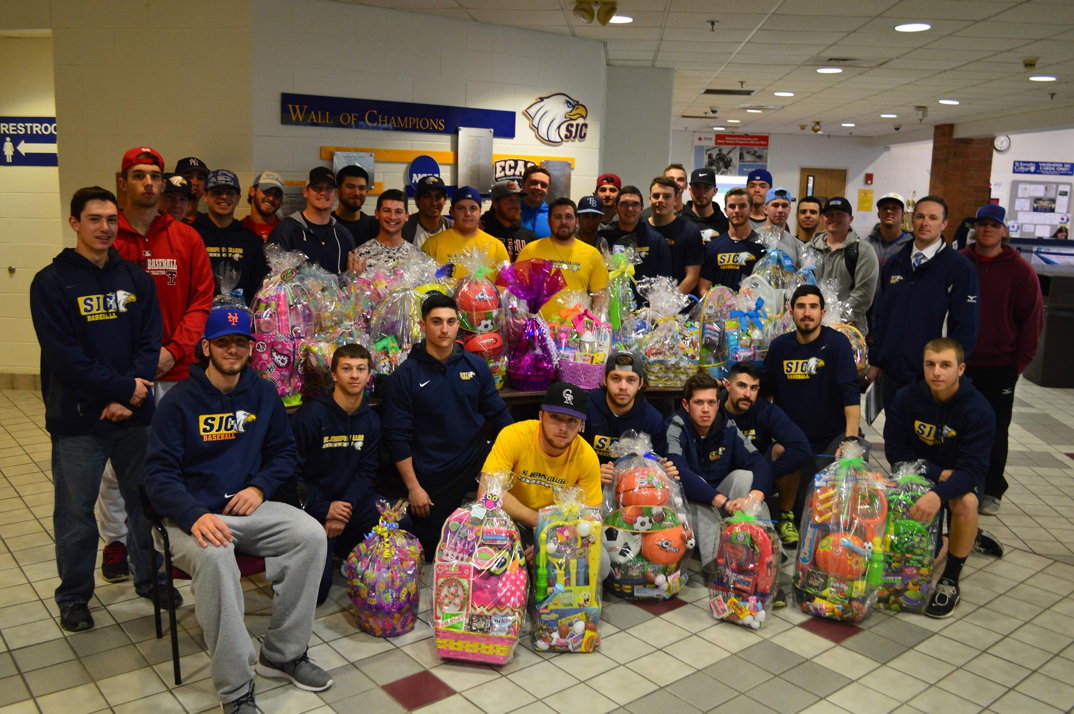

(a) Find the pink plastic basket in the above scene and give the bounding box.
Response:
[558,360,604,389]
[434,630,517,665]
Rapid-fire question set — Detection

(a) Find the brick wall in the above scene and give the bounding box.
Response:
[929,124,993,236]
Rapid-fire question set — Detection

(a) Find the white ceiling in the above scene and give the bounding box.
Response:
[352,0,1074,138]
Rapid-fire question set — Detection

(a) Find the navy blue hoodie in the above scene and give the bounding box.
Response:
[883,375,994,503]
[383,341,512,484]
[665,407,773,505]
[192,213,268,307]
[30,247,162,436]
[584,387,668,462]
[144,364,298,532]
[872,240,979,384]
[720,395,811,479]
[289,391,380,523]
[267,211,356,274]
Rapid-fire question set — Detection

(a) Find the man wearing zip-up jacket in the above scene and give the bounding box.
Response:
[383,293,513,556]
[145,307,332,713]
[268,167,359,274]
[31,187,165,633]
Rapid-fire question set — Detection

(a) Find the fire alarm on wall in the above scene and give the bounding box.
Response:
[865,173,874,186]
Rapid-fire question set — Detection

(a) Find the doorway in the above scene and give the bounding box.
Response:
[799,168,847,205]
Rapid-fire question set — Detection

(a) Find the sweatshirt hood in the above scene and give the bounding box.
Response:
[810,227,861,252]
[913,373,978,408]
[962,244,1018,264]
[55,246,125,272]
[188,363,261,398]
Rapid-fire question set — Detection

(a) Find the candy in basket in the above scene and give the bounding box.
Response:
[551,299,611,390]
[251,246,313,405]
[722,292,771,366]
[639,277,697,387]
[533,487,603,653]
[875,462,938,614]
[368,287,425,375]
[699,286,736,377]
[709,499,778,629]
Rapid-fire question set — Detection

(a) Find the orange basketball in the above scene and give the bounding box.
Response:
[616,467,670,508]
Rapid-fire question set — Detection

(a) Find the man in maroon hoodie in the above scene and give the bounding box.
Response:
[961,204,1042,516]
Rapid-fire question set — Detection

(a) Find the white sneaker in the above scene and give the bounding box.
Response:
[978,495,1001,516]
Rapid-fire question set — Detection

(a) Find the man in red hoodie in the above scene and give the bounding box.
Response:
[95,147,215,582]
[961,204,1043,516]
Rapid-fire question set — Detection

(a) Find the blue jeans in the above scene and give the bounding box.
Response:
[52,427,158,607]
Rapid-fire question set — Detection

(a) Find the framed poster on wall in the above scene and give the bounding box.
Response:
[1008,179,1071,240]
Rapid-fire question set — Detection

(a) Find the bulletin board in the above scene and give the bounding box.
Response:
[1009,180,1071,240]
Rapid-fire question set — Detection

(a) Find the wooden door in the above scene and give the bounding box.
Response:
[798,168,847,204]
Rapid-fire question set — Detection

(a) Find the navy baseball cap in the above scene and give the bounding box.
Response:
[823,196,853,216]
[415,175,447,197]
[452,186,482,206]
[578,195,603,214]
[203,307,252,340]
[206,169,241,193]
[174,157,209,178]
[765,186,795,204]
[975,204,1006,224]
[308,166,337,188]
[690,168,716,186]
[163,173,193,197]
[747,169,773,185]
[542,381,587,421]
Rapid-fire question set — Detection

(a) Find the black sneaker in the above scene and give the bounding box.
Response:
[925,577,960,618]
[138,583,184,608]
[101,541,130,583]
[222,682,257,714]
[973,530,1004,558]
[773,586,787,609]
[60,603,94,632]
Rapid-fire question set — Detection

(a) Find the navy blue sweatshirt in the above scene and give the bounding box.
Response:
[30,247,162,436]
[872,240,979,384]
[599,221,674,292]
[762,326,860,451]
[665,407,773,505]
[650,217,704,285]
[699,230,764,290]
[144,365,298,532]
[192,213,268,307]
[267,211,356,274]
[289,391,381,523]
[720,395,811,479]
[883,376,994,503]
[383,341,512,484]
[584,387,668,462]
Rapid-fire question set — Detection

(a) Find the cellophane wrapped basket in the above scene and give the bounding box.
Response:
[552,302,610,390]
[507,315,559,391]
[875,462,938,614]
[638,278,697,387]
[455,255,507,389]
[709,500,778,629]
[251,246,313,406]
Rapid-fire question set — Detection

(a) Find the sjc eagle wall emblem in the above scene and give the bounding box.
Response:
[524,93,589,146]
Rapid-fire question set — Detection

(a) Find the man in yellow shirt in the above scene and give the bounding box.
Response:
[422,186,510,283]
[516,197,609,320]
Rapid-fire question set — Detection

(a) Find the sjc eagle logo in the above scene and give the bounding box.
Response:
[524,93,589,146]
[233,410,256,433]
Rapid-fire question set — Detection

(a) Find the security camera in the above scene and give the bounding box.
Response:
[1024,57,1039,70]
[894,124,901,131]
[709,106,719,114]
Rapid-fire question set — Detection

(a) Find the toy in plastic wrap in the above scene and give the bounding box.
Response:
[368,287,426,375]
[832,322,867,377]
[496,259,568,315]
[638,278,697,387]
[433,472,527,665]
[213,262,252,315]
[533,487,603,653]
[721,292,771,367]
[553,306,611,390]
[752,249,797,291]
[606,247,640,349]
[343,500,423,637]
[783,248,820,308]
[299,262,349,336]
[876,462,938,614]
[455,252,503,334]
[602,432,694,600]
[793,444,887,622]
[251,246,313,406]
[506,315,559,392]
[462,331,506,390]
[699,286,736,378]
[709,500,777,629]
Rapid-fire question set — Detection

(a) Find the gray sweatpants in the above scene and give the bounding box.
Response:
[160,502,326,704]
[687,470,771,570]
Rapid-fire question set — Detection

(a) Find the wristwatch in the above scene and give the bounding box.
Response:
[843,435,861,444]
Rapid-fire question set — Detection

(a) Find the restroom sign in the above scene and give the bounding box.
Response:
[0,117,57,167]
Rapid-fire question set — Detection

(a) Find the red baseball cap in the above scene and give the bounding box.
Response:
[121,147,164,173]
[596,173,621,190]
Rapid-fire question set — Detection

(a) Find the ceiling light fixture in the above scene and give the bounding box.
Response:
[817,67,843,74]
[1030,75,1057,82]
[880,113,897,118]
[573,1,619,26]
[609,15,633,24]
[746,109,762,113]
[713,126,725,130]
[841,123,855,127]
[774,91,795,97]
[727,119,741,123]
[573,1,595,22]
[895,22,931,32]
[938,99,960,105]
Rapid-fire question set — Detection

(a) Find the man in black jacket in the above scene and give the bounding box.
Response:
[192,169,268,306]
[480,180,536,262]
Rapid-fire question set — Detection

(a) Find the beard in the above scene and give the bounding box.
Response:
[210,352,248,376]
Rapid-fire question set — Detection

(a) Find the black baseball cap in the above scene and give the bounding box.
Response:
[822,196,853,216]
[174,157,210,178]
[690,168,716,186]
[415,175,447,197]
[308,166,337,188]
[163,173,193,197]
[542,382,588,421]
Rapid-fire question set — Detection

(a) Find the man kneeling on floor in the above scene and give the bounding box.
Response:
[884,337,1003,619]
[145,307,332,713]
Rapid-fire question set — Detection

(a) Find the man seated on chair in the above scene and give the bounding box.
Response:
[289,342,412,606]
[883,337,1002,619]
[145,306,332,714]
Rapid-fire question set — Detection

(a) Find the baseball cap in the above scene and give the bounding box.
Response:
[975,204,1006,224]
[174,157,209,178]
[252,170,285,193]
[541,381,588,421]
[690,168,716,186]
[822,196,853,215]
[415,175,447,197]
[121,147,164,173]
[490,180,523,201]
[307,166,337,188]
[452,186,482,206]
[765,187,795,204]
[578,195,603,214]
[203,306,252,341]
[596,173,622,190]
[876,192,906,209]
[605,350,647,382]
[746,169,773,185]
[163,174,193,196]
[206,169,241,193]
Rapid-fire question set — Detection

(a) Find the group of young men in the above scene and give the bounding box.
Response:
[31,145,1044,712]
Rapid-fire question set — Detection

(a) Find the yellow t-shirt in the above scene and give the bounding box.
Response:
[482,420,602,512]
[421,228,510,283]
[516,238,609,320]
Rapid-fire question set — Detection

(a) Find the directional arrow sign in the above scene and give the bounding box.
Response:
[0,117,58,167]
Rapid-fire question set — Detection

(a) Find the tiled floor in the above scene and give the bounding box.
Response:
[4,381,1074,714]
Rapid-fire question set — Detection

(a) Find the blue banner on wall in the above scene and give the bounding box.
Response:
[0,117,57,167]
[1013,161,1074,176]
[280,93,516,138]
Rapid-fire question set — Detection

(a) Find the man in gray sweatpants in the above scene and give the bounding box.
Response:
[145,307,332,714]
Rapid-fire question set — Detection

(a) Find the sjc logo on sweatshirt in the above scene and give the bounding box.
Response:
[783,358,825,380]
[914,421,957,446]
[708,446,726,462]
[199,410,257,441]
[322,435,365,450]
[78,290,137,321]
[592,435,617,458]
[716,252,753,269]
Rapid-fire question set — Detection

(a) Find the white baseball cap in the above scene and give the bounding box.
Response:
[876,192,906,209]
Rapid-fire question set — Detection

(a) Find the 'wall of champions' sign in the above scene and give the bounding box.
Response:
[280,93,516,138]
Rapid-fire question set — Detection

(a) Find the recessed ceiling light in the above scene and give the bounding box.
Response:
[880,113,898,118]
[895,22,931,32]
[713,126,725,130]
[727,119,741,123]
[1030,75,1057,82]
[938,99,960,105]
[774,91,795,97]
[746,109,762,113]
[841,123,855,127]
[609,15,633,24]
[817,67,843,74]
